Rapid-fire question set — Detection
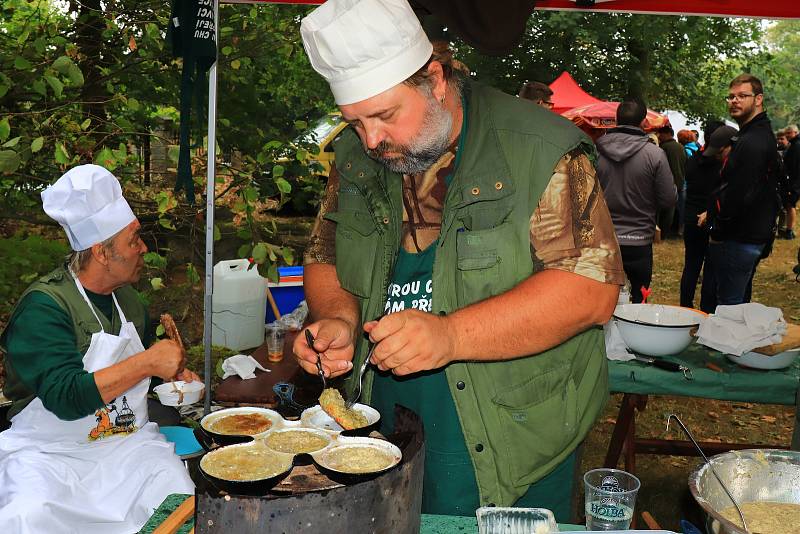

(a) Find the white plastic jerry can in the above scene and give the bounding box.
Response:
[211,259,267,351]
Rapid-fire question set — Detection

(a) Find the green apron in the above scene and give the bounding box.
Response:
[371,242,576,519]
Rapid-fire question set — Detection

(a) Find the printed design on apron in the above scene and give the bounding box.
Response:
[88,396,138,441]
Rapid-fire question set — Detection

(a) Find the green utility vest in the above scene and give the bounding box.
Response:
[328,81,609,507]
[0,265,147,419]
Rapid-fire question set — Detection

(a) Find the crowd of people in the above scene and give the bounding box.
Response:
[520,73,793,310]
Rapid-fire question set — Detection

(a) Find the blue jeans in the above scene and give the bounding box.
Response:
[708,240,765,305]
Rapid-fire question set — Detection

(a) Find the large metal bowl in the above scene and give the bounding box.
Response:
[688,449,800,534]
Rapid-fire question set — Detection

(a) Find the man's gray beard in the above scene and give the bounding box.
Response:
[365,95,453,175]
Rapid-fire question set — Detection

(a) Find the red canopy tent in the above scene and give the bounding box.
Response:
[548,71,603,115]
[533,0,800,19]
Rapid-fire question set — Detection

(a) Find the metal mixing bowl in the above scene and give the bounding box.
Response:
[688,449,800,534]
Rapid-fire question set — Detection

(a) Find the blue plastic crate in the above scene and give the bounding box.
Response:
[266,282,305,323]
[278,266,304,278]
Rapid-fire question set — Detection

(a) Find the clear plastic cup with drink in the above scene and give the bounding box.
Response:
[583,468,640,531]
[265,323,286,363]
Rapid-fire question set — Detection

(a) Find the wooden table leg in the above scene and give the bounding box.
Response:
[604,393,643,468]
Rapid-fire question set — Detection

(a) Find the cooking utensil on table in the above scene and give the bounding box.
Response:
[161,313,186,403]
[305,329,327,389]
[666,414,750,533]
[633,355,693,380]
[273,382,308,417]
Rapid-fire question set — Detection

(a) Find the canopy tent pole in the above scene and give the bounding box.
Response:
[203,0,220,416]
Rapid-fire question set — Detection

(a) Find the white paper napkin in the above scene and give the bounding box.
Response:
[221,354,270,380]
[696,303,787,356]
[604,320,635,361]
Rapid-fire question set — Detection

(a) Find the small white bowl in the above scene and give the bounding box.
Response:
[154,380,205,406]
[613,304,705,357]
[725,348,800,370]
[300,404,380,433]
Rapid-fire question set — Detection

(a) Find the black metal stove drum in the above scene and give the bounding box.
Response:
[192,404,425,534]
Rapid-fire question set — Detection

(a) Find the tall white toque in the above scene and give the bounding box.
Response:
[41,164,136,251]
[300,0,433,106]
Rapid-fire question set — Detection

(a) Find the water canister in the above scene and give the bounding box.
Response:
[212,259,267,351]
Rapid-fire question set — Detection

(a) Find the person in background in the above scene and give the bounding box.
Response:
[707,74,781,305]
[0,164,198,533]
[657,125,688,238]
[294,0,624,519]
[777,128,789,156]
[678,129,700,158]
[596,99,676,303]
[679,122,732,312]
[781,124,800,240]
[518,81,555,110]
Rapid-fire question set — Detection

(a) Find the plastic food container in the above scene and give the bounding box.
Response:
[476,507,559,534]
[153,380,204,406]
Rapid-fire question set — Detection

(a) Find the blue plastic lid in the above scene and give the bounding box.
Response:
[278,266,304,277]
[159,426,203,457]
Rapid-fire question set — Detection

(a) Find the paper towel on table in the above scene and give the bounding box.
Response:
[221,354,270,380]
[604,320,635,361]
[696,303,787,356]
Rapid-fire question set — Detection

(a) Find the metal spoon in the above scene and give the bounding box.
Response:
[345,342,376,409]
[665,414,750,534]
[304,329,327,389]
[345,315,385,409]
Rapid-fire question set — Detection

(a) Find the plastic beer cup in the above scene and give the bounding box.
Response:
[584,468,640,530]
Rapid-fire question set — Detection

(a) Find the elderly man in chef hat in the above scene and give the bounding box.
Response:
[294,0,624,521]
[0,164,197,533]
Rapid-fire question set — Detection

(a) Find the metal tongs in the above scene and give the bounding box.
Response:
[304,329,327,389]
[665,414,750,534]
[634,355,693,380]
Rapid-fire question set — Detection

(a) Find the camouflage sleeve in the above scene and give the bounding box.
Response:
[303,164,339,265]
[530,149,625,285]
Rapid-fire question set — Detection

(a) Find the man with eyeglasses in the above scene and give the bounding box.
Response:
[706,74,781,305]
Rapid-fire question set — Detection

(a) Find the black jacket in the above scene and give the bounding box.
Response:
[784,136,800,192]
[710,112,780,244]
[684,149,722,225]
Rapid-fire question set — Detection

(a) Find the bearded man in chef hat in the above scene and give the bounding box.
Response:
[293,0,624,520]
[0,164,198,533]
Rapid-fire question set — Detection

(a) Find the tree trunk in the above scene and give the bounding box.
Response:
[627,39,651,104]
[143,134,152,186]
[72,0,107,149]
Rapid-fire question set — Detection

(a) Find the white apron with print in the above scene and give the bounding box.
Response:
[0,275,194,534]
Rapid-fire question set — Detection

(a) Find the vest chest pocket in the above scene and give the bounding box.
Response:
[455,222,515,307]
[325,210,380,298]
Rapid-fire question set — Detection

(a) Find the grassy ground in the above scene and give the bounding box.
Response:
[578,234,800,531]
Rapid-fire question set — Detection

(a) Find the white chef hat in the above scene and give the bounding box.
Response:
[300,0,433,106]
[41,164,136,251]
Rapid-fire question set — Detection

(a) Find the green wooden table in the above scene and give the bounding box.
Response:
[606,343,799,472]
[138,494,586,533]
